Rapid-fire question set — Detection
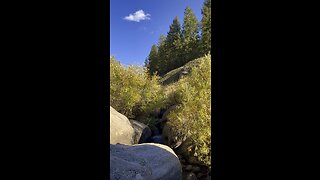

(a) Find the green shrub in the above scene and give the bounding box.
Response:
[110,56,166,124]
[166,54,211,167]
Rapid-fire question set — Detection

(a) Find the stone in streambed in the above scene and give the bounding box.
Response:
[110,143,182,180]
[110,106,135,145]
[130,120,152,144]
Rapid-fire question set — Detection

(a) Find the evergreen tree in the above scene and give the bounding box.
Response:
[201,0,211,55]
[165,16,183,70]
[157,34,168,76]
[147,44,159,75]
[182,6,201,64]
[144,57,150,71]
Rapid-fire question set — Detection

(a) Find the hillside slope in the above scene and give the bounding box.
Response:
[160,57,204,85]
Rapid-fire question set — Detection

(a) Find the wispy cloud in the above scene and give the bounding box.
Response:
[124,10,151,22]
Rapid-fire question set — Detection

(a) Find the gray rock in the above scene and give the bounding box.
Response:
[130,120,152,144]
[110,106,135,145]
[110,143,182,180]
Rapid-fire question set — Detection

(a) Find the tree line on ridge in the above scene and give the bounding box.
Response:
[145,0,211,76]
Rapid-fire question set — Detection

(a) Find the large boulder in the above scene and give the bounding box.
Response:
[110,106,135,145]
[130,120,152,144]
[110,143,182,180]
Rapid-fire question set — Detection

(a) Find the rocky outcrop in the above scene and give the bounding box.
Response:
[110,143,182,180]
[130,120,152,144]
[110,106,135,145]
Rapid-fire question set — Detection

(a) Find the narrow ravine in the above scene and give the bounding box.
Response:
[142,109,211,180]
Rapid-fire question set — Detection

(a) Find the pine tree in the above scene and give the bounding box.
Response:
[201,0,211,55]
[182,6,201,64]
[157,35,168,76]
[147,44,159,75]
[144,58,150,71]
[165,16,183,70]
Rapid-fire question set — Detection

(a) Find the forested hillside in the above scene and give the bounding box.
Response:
[145,0,211,76]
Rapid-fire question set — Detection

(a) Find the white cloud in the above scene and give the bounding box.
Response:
[124,10,151,22]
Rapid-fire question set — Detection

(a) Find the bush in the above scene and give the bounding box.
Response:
[166,54,211,167]
[110,56,167,124]
[110,55,212,167]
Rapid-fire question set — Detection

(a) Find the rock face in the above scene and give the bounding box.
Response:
[110,106,135,145]
[110,143,182,180]
[130,120,152,144]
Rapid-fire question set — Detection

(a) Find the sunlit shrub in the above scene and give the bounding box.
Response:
[166,54,211,167]
[110,56,166,123]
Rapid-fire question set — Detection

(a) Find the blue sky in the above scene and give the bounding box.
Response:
[110,0,205,66]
